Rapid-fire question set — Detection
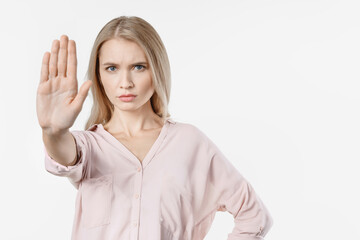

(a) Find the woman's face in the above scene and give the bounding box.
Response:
[98,38,154,113]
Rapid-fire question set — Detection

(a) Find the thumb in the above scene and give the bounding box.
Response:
[72,80,93,109]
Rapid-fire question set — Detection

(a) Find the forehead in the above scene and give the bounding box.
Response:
[99,38,147,62]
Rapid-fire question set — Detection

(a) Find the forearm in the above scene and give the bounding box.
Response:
[42,129,77,167]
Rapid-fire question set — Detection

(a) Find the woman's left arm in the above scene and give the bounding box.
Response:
[203,137,274,240]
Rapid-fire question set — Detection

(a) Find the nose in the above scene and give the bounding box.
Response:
[119,71,134,89]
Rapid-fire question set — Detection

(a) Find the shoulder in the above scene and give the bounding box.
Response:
[171,120,222,158]
[69,123,101,141]
[171,120,211,142]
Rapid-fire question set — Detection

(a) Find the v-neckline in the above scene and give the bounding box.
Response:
[97,119,171,167]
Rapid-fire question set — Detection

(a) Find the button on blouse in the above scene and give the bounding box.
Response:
[43,118,273,240]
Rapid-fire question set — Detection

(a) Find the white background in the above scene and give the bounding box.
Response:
[0,0,359,239]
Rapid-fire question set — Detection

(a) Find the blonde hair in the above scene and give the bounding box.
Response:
[84,16,172,130]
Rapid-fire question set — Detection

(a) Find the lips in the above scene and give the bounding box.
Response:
[119,94,136,97]
[118,94,136,102]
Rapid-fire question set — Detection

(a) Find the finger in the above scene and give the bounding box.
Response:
[72,80,92,109]
[67,40,77,80]
[57,35,69,77]
[40,52,50,83]
[49,39,60,78]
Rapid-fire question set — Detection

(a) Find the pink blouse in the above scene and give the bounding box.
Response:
[44,118,273,240]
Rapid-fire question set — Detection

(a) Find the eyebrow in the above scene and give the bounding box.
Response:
[102,61,148,66]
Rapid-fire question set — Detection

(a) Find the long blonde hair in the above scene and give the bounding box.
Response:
[84,16,172,130]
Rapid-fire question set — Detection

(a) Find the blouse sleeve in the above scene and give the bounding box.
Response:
[43,130,91,190]
[204,136,273,240]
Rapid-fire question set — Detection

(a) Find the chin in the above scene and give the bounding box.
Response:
[114,104,138,111]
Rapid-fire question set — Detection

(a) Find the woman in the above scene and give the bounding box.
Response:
[37,16,273,240]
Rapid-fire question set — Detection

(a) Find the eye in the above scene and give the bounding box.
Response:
[134,65,146,71]
[105,65,146,72]
[106,66,116,72]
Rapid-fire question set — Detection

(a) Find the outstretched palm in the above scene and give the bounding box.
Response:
[36,35,92,135]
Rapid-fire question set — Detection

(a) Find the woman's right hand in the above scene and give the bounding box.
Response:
[36,35,92,135]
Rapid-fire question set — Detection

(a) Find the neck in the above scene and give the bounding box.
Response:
[105,101,163,137]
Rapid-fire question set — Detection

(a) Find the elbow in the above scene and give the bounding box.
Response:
[229,207,274,239]
[257,207,274,238]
